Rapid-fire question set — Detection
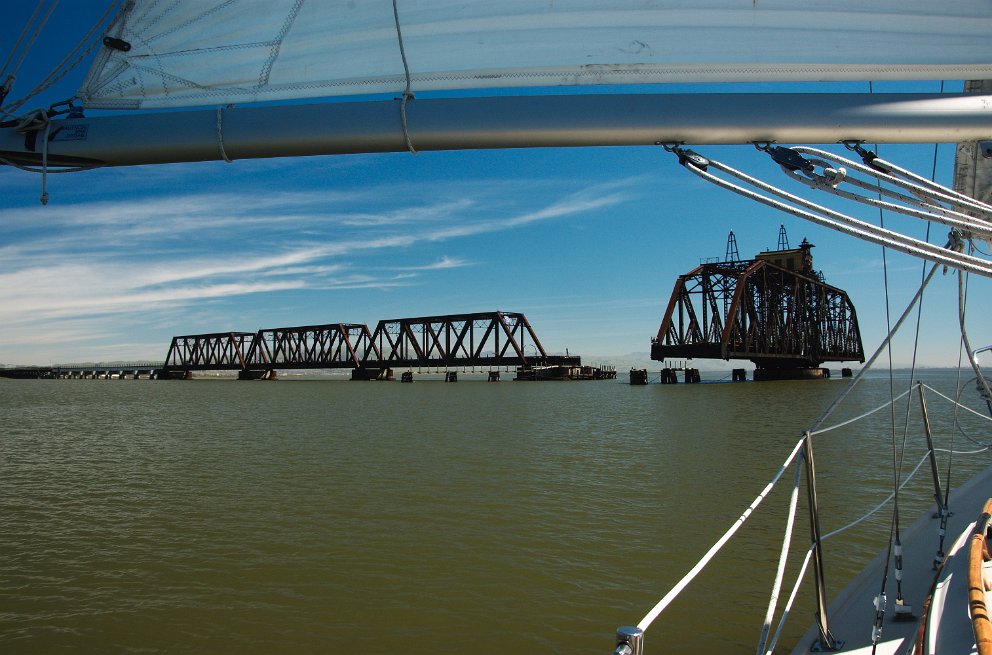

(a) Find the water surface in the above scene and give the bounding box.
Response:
[1,371,989,653]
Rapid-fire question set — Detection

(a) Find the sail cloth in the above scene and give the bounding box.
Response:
[79,0,992,110]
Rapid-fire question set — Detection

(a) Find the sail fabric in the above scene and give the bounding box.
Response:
[78,0,992,110]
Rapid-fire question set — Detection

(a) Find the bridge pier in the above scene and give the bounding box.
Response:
[351,367,394,381]
[753,367,830,381]
[157,369,192,380]
[238,369,276,380]
[629,369,648,385]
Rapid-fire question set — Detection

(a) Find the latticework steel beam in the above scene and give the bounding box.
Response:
[161,332,256,371]
[652,260,864,368]
[366,311,572,368]
[248,323,378,369]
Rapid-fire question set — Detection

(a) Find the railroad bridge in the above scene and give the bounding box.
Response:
[651,232,864,380]
[159,311,583,380]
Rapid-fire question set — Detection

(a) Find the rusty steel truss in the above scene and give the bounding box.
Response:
[162,332,256,372]
[158,311,578,375]
[247,323,378,369]
[652,259,864,369]
[366,311,577,368]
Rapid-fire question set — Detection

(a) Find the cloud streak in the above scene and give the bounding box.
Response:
[0,175,636,362]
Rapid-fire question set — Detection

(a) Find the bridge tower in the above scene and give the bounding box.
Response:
[651,230,864,380]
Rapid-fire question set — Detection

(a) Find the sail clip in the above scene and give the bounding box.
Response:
[102,36,131,52]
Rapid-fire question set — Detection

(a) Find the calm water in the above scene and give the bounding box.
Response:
[1,371,990,654]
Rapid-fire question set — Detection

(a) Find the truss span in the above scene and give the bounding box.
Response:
[651,246,864,370]
[158,311,580,376]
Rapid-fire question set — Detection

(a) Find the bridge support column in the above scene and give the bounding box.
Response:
[352,367,394,381]
[629,369,648,385]
[753,367,829,381]
[238,369,276,380]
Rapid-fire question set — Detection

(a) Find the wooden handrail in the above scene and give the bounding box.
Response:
[968,500,992,655]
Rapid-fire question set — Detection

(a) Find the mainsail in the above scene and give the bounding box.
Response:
[80,0,992,110]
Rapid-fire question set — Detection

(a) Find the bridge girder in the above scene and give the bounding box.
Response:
[158,311,578,373]
[652,260,864,368]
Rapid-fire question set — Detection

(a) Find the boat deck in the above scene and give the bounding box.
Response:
[791,464,992,655]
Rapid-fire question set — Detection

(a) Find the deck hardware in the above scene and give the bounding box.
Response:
[614,626,643,655]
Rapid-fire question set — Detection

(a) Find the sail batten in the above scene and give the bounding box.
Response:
[78,0,992,110]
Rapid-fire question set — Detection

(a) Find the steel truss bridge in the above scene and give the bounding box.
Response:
[160,311,579,379]
[651,258,864,374]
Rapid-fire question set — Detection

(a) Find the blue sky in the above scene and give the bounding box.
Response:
[1,3,988,368]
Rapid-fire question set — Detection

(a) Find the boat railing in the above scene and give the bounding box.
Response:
[613,378,992,655]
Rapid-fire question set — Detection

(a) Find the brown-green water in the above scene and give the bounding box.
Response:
[1,371,990,654]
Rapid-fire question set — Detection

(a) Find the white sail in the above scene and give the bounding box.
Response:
[79,0,992,110]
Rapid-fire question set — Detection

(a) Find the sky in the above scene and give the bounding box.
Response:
[1,3,989,369]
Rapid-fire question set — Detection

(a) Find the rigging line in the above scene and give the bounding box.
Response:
[4,0,59,83]
[821,450,932,542]
[755,457,804,655]
[871,132,903,650]
[216,107,232,163]
[781,164,992,241]
[809,383,918,436]
[636,436,807,632]
[765,547,814,655]
[921,383,992,423]
[959,258,992,406]
[793,147,992,221]
[768,444,937,654]
[679,154,992,277]
[808,260,941,433]
[843,141,992,219]
[0,156,101,174]
[0,0,46,89]
[391,0,418,155]
[0,1,122,119]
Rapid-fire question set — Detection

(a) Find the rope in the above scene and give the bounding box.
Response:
[2,0,58,85]
[39,118,51,205]
[764,547,814,655]
[391,0,418,154]
[810,384,918,436]
[665,148,992,278]
[821,451,932,542]
[1,0,124,119]
[0,156,100,175]
[636,436,807,631]
[755,456,804,655]
[0,0,50,105]
[216,107,232,163]
[872,133,908,647]
[791,146,992,229]
[959,265,992,408]
[808,262,940,433]
[921,382,992,424]
[782,157,992,242]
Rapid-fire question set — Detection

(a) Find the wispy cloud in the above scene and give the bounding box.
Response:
[0,173,637,363]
